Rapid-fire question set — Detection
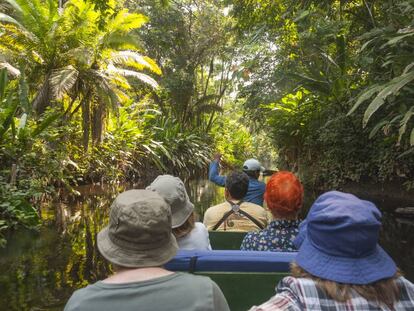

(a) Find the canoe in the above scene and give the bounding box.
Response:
[166,250,296,311]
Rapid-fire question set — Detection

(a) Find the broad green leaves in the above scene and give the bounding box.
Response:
[349,15,414,146]
[363,72,414,128]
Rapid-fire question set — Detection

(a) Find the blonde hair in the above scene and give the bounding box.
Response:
[172,212,195,238]
[291,262,401,310]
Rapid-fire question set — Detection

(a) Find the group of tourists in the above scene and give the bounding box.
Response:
[64,156,414,311]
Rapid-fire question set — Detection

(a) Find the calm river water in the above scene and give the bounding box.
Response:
[0,179,413,311]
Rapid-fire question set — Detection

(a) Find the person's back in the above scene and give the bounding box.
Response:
[204,171,267,232]
[204,201,267,232]
[244,177,266,206]
[177,222,211,250]
[65,272,227,311]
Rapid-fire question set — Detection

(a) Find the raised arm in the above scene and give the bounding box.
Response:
[208,160,226,187]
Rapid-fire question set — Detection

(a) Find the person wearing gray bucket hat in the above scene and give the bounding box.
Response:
[250,191,414,311]
[147,175,211,250]
[64,189,229,311]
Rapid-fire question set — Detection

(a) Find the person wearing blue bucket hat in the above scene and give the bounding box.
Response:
[250,191,414,311]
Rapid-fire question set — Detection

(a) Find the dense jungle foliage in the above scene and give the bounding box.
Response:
[0,0,413,244]
[0,0,255,244]
[231,0,414,189]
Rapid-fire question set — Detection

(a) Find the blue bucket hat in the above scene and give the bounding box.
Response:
[295,191,397,285]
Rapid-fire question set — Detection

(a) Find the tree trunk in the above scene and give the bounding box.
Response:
[91,101,105,146]
[32,74,51,115]
[82,95,91,151]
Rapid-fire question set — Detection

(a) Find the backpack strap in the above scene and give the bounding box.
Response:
[211,200,265,231]
[237,209,265,230]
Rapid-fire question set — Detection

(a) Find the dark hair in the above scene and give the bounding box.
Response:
[243,170,260,179]
[225,171,249,200]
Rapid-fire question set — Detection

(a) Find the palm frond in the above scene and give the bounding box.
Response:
[50,65,79,99]
[0,12,24,27]
[107,65,158,88]
[100,33,141,50]
[0,62,20,77]
[106,10,148,34]
[110,50,162,75]
[195,103,223,114]
[194,94,219,106]
[3,0,23,14]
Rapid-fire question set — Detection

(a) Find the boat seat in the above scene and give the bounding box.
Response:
[166,250,297,311]
[208,231,247,250]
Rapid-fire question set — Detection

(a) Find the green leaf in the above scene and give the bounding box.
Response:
[403,62,414,74]
[110,51,162,75]
[0,93,17,141]
[380,33,414,48]
[109,67,158,88]
[293,10,310,22]
[0,12,23,27]
[397,147,414,158]
[359,38,375,52]
[369,120,388,139]
[411,128,414,146]
[347,84,381,116]
[17,112,27,130]
[363,72,414,127]
[0,68,7,102]
[3,0,23,14]
[398,107,414,144]
[18,71,30,114]
[31,112,62,137]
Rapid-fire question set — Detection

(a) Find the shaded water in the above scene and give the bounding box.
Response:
[0,180,413,311]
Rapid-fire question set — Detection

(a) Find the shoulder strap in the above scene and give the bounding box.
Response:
[212,208,235,231]
[237,209,265,230]
[211,200,265,231]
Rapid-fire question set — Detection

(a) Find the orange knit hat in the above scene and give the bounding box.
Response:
[265,171,304,218]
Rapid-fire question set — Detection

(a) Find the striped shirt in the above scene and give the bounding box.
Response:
[250,276,414,311]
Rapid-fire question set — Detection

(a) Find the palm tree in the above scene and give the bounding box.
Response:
[0,0,160,149]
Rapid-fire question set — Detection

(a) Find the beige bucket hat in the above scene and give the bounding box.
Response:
[97,189,178,268]
[146,175,194,228]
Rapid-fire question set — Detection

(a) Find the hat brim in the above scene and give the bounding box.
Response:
[97,226,178,268]
[296,237,397,285]
[293,219,307,248]
[171,200,194,228]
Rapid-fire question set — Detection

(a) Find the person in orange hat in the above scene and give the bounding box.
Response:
[240,171,303,251]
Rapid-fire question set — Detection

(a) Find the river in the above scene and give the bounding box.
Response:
[0,179,413,310]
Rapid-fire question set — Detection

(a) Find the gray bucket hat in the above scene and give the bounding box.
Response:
[146,175,194,228]
[97,189,178,268]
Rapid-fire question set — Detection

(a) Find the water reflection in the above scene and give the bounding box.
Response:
[0,180,412,310]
